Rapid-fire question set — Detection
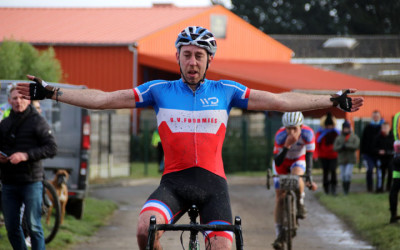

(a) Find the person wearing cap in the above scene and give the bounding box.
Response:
[334,120,360,195]
[315,112,340,195]
[17,26,363,249]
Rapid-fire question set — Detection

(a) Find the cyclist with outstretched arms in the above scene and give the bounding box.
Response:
[272,111,317,249]
[17,26,363,250]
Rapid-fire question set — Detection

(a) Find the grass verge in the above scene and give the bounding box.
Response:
[0,197,117,250]
[316,182,400,250]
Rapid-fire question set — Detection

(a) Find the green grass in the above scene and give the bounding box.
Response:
[316,183,400,250]
[129,162,163,178]
[90,162,162,186]
[0,197,117,250]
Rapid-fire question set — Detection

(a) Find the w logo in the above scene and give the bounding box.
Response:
[200,97,219,106]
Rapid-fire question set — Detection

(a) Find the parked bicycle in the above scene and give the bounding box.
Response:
[266,170,317,250]
[146,204,244,250]
[0,179,61,244]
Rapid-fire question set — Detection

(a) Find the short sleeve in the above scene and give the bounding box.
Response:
[220,80,250,110]
[273,128,286,154]
[133,80,162,108]
[302,127,316,152]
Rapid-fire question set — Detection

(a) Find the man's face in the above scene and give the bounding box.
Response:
[342,127,351,134]
[176,45,213,84]
[381,124,390,135]
[285,125,301,135]
[372,111,381,122]
[9,89,31,113]
[32,101,42,114]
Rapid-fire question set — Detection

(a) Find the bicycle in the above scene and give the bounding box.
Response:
[266,170,315,250]
[146,204,244,250]
[0,179,61,244]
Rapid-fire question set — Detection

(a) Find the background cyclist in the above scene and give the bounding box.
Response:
[272,111,316,250]
[17,26,363,250]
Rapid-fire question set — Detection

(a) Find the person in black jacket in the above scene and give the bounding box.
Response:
[374,122,394,192]
[0,86,57,250]
[361,110,384,192]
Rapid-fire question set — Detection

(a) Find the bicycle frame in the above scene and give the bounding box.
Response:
[267,172,306,250]
[146,205,244,250]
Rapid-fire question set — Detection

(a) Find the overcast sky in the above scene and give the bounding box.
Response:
[0,0,232,8]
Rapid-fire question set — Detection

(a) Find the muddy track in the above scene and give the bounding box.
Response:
[72,176,374,250]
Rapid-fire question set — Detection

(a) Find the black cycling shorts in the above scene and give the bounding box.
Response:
[140,167,233,241]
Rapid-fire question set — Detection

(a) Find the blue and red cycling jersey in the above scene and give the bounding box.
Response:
[273,125,315,174]
[133,78,250,179]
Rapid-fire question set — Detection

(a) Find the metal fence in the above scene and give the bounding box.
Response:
[132,111,283,173]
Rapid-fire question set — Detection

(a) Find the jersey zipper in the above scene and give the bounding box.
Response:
[193,90,198,165]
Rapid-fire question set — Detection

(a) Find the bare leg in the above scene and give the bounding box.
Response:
[206,236,232,250]
[137,210,165,250]
[274,189,285,227]
[291,167,305,194]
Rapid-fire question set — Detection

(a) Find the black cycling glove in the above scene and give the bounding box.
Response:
[305,175,313,185]
[330,89,352,112]
[29,77,56,100]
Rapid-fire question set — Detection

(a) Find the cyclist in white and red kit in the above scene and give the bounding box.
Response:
[272,112,316,249]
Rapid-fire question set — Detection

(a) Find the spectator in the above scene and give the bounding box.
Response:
[333,120,360,195]
[316,112,340,195]
[32,100,42,115]
[394,112,400,141]
[374,122,394,192]
[0,85,57,250]
[389,140,400,223]
[151,129,164,173]
[0,84,16,122]
[361,110,384,192]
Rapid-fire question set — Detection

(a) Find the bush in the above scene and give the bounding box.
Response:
[0,39,62,81]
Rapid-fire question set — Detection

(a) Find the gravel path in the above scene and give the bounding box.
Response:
[72,175,374,250]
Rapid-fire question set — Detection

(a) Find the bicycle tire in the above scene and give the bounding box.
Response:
[41,180,61,243]
[285,194,294,250]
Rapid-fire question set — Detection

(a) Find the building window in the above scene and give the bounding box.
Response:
[211,15,227,39]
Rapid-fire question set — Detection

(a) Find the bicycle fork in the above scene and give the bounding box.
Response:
[188,205,200,250]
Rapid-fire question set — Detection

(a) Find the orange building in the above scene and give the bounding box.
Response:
[1,5,399,124]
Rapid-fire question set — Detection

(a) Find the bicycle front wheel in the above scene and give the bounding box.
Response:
[284,194,294,250]
[41,180,61,243]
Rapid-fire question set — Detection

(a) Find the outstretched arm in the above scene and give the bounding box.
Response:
[17,75,136,110]
[248,89,363,112]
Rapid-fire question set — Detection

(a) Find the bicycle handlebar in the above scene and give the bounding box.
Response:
[146,215,244,250]
[266,169,316,191]
[154,223,239,232]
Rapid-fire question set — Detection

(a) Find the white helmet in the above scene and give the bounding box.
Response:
[175,26,217,56]
[282,112,304,127]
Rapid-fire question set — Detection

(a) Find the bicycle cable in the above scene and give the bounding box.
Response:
[204,231,212,250]
[180,231,186,250]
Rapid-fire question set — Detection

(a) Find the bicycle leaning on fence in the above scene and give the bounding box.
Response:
[146,204,244,250]
[266,170,317,250]
[0,179,61,245]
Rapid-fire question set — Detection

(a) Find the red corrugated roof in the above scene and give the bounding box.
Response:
[0,7,208,44]
[139,54,400,93]
[211,60,400,93]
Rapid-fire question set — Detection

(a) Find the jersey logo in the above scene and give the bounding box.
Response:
[200,97,218,107]
[157,108,228,134]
